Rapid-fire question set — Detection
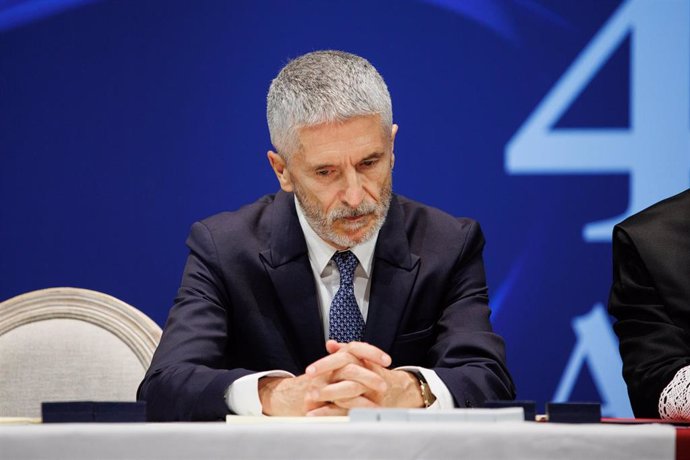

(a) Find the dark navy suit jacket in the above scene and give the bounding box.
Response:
[138,191,515,421]
[609,188,690,418]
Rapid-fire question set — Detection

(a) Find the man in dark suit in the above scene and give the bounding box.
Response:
[138,50,514,421]
[609,188,690,419]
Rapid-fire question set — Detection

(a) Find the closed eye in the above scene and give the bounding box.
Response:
[315,168,334,177]
[359,157,379,168]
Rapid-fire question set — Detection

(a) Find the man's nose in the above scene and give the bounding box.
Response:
[341,170,365,208]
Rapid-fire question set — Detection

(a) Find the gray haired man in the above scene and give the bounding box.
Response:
[138,50,514,420]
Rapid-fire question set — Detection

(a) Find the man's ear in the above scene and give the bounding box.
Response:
[390,124,399,169]
[267,151,294,192]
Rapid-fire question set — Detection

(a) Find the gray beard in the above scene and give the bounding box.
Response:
[294,179,392,248]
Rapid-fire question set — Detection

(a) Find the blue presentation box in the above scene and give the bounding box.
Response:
[546,402,601,423]
[41,401,147,423]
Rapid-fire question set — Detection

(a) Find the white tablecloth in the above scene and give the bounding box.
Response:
[0,421,675,460]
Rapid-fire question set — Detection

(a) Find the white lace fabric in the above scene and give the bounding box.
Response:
[658,365,690,419]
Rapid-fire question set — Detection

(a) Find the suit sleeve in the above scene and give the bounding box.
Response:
[431,221,516,407]
[137,222,254,421]
[608,226,690,418]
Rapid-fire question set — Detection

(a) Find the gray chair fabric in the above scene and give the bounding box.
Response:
[0,287,162,418]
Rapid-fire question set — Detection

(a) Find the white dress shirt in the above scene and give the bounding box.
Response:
[225,197,453,415]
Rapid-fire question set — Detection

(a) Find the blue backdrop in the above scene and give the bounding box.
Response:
[2,0,689,417]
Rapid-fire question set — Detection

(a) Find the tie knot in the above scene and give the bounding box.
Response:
[332,250,358,283]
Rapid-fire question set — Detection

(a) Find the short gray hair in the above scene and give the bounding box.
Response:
[267,50,392,159]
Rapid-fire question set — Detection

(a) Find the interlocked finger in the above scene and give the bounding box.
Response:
[309,380,368,403]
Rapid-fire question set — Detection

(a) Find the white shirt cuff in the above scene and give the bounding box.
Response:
[659,365,690,420]
[225,370,295,416]
[395,366,454,409]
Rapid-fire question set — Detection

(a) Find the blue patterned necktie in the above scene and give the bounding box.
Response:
[329,250,365,343]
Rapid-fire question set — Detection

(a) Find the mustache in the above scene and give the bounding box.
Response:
[327,202,378,222]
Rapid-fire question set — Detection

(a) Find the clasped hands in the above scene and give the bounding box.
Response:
[259,340,424,416]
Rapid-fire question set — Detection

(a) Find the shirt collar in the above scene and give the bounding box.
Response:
[294,196,378,277]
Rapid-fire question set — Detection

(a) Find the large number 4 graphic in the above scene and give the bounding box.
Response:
[506,0,690,242]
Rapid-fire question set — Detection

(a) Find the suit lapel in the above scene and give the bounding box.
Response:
[259,192,420,364]
[364,195,420,353]
[259,191,326,369]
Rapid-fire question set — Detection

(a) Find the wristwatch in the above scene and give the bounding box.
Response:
[417,374,436,408]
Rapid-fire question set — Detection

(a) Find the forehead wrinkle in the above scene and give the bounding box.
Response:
[302,148,388,170]
[301,132,388,156]
[292,115,391,168]
[308,156,380,173]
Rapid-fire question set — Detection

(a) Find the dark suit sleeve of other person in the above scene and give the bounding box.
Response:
[608,190,690,418]
[137,192,515,421]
